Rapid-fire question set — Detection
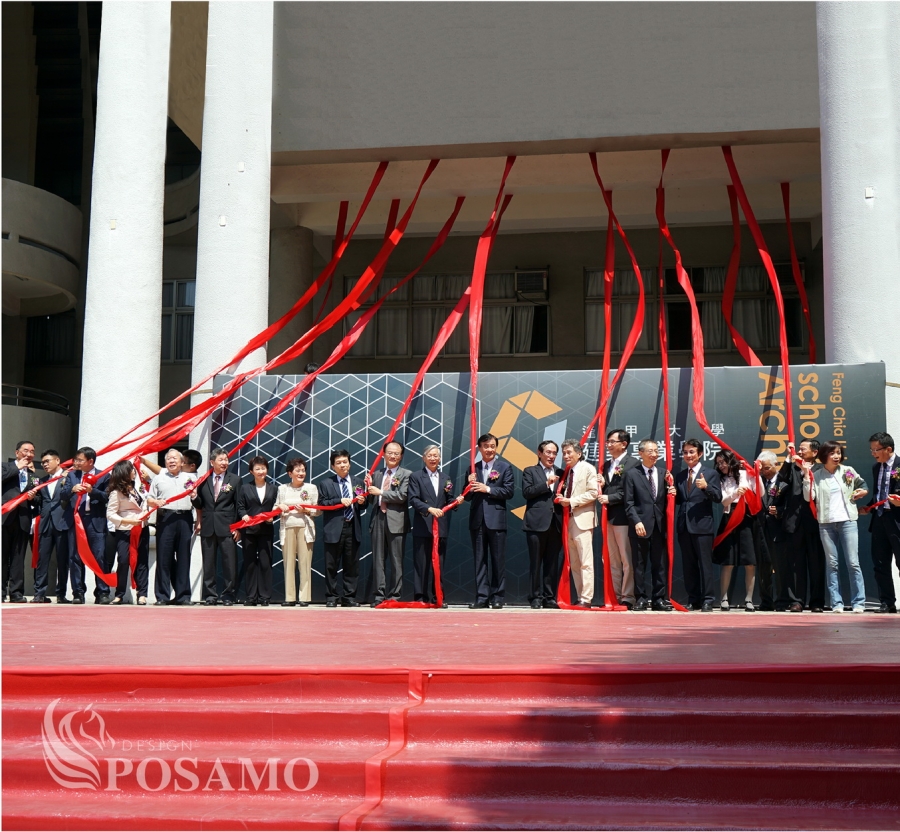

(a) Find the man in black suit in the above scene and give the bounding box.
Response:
[192,447,242,606]
[624,438,676,611]
[408,444,463,605]
[860,432,900,614]
[751,450,786,611]
[2,440,39,603]
[598,429,641,609]
[674,438,722,612]
[59,446,110,605]
[366,441,412,606]
[317,449,367,607]
[34,449,72,604]
[522,441,564,609]
[775,439,825,612]
[465,433,515,609]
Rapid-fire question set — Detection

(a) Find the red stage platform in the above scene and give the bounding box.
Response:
[3,606,899,830]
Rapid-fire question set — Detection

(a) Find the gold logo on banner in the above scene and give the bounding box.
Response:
[488,391,563,519]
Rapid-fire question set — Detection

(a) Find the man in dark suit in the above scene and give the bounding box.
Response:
[860,431,900,614]
[2,440,39,603]
[192,447,242,606]
[751,450,786,611]
[522,441,564,609]
[624,438,676,611]
[366,441,411,606]
[598,429,641,609]
[775,439,825,612]
[317,449,367,607]
[60,446,110,605]
[408,444,463,605]
[674,438,722,612]
[465,433,515,609]
[33,449,72,604]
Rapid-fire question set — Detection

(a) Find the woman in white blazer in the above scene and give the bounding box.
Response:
[555,439,598,607]
[276,457,319,606]
[106,460,150,605]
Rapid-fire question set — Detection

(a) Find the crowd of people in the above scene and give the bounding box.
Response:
[2,430,899,613]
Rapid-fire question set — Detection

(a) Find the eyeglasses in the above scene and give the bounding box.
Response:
[606,439,627,445]
[40,459,53,466]
[871,446,886,453]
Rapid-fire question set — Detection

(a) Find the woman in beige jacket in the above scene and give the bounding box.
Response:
[106,460,150,605]
[555,439,598,607]
[276,457,319,606]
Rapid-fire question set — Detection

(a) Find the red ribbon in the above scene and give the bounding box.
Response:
[229,504,343,533]
[781,182,816,363]
[315,200,350,324]
[722,185,762,366]
[31,517,40,570]
[71,489,118,587]
[713,496,747,549]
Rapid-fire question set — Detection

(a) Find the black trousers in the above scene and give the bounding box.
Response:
[369,512,405,602]
[526,525,561,603]
[35,525,70,598]
[413,534,446,603]
[788,518,826,608]
[324,521,359,602]
[201,533,238,601]
[155,512,193,603]
[2,521,29,598]
[471,524,506,604]
[630,528,667,602]
[241,533,273,601]
[750,518,778,609]
[678,531,715,606]
[871,512,900,605]
[113,528,149,598]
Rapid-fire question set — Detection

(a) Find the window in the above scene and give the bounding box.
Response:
[25,310,77,365]
[585,264,805,354]
[161,280,195,362]
[343,272,550,358]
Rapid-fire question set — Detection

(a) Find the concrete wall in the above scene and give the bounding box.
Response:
[273,2,819,161]
[1,2,38,184]
[310,221,815,375]
[2,405,72,461]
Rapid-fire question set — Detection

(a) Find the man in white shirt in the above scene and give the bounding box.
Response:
[148,448,197,606]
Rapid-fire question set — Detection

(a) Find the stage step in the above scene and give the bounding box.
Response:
[3,667,899,830]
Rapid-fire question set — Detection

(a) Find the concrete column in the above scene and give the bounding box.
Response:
[268,226,315,375]
[79,2,171,461]
[817,1,900,434]
[189,0,274,457]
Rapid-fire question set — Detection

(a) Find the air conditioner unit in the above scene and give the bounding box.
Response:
[515,270,549,301]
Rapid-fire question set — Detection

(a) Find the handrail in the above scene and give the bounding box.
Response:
[1,384,70,417]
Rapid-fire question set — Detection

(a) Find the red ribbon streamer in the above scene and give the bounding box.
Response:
[722,147,795,447]
[229,504,343,533]
[722,185,762,366]
[31,518,40,570]
[71,489,118,588]
[713,497,747,549]
[315,200,350,326]
[781,181,817,363]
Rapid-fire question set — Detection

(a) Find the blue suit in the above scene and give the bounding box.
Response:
[35,473,72,599]
[674,465,722,607]
[60,468,110,598]
[464,458,515,605]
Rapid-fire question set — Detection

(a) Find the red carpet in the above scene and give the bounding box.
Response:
[3,607,899,830]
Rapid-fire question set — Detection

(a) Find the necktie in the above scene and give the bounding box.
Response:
[647,467,657,499]
[431,471,439,496]
[687,469,694,492]
[565,469,574,499]
[214,475,222,500]
[19,469,27,492]
[878,463,888,515]
[483,465,491,484]
[381,469,392,512]
[341,478,354,520]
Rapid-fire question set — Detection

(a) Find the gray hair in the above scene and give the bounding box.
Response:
[561,439,583,458]
[210,447,229,460]
[638,438,659,452]
[421,444,441,459]
[164,448,183,460]
[756,450,778,465]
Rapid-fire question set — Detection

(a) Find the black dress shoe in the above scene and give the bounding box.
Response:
[441,602,448,609]
[468,601,488,609]
[72,594,85,605]
[298,601,309,607]
[542,599,560,609]
[176,599,194,606]
[30,595,50,604]
[491,601,505,610]
[9,594,27,604]
[634,599,650,611]
[874,602,898,614]
[789,602,803,613]
[701,601,714,612]
[531,599,542,609]
[204,598,218,606]
[684,603,697,611]
[95,595,111,605]
[652,599,674,612]
[153,600,168,606]
[259,599,269,606]
[222,599,234,606]
[326,600,337,608]
[370,600,384,608]
[56,597,71,604]
[282,601,296,607]
[244,599,257,607]
[810,606,824,613]
[621,600,634,611]
[341,599,360,607]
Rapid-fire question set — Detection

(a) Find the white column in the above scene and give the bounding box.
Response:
[268,226,315,375]
[79,2,171,463]
[817,1,900,435]
[189,0,274,457]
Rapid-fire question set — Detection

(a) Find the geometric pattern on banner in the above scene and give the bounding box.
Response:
[212,363,886,605]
